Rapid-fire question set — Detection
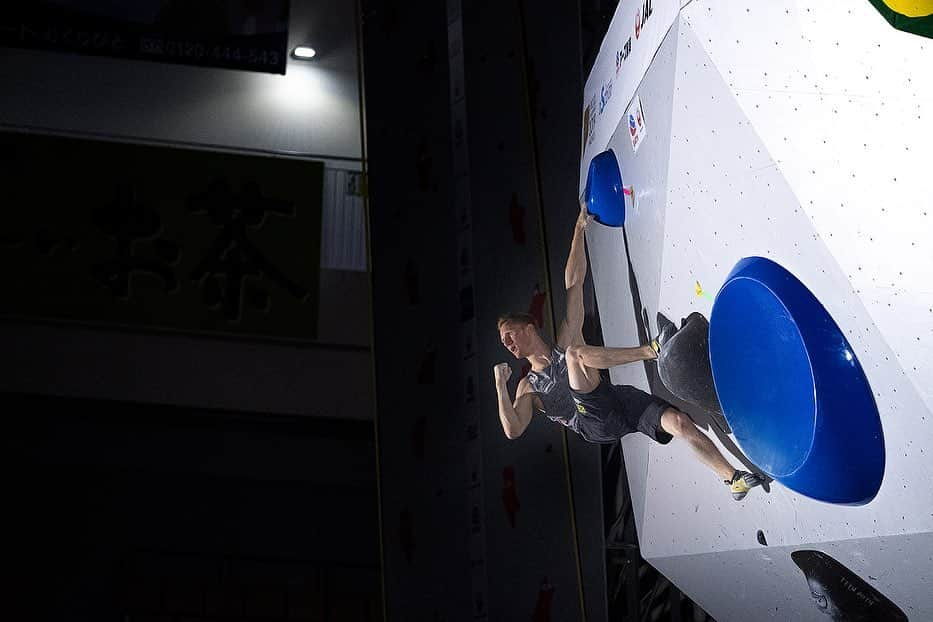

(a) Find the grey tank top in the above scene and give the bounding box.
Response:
[525,345,581,435]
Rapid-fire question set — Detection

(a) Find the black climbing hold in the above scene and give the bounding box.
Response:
[656,311,723,414]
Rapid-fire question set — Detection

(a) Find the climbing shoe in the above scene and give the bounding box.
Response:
[650,316,677,356]
[727,470,764,501]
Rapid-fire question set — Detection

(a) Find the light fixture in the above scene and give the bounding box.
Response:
[291,46,316,60]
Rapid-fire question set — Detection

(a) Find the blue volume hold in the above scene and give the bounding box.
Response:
[709,257,885,505]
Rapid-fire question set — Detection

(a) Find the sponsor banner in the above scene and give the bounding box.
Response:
[580,0,680,192]
[0,1,290,74]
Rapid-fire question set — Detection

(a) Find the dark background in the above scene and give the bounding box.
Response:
[1,0,714,620]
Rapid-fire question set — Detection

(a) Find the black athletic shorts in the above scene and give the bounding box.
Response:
[570,381,673,444]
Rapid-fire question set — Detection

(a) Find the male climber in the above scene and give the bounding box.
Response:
[492,202,763,500]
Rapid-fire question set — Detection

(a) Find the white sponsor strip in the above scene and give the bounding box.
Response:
[580,0,680,192]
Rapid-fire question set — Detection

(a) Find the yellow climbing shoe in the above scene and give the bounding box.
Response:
[728,470,764,501]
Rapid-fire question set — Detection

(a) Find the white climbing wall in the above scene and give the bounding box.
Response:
[582,1,933,620]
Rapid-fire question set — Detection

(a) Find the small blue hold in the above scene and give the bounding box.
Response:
[583,149,626,227]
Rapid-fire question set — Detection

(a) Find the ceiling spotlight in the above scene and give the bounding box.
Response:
[292,46,316,60]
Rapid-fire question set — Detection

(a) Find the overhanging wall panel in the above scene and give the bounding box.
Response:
[645,10,933,560]
[681,0,933,413]
[581,1,933,620]
[649,532,933,622]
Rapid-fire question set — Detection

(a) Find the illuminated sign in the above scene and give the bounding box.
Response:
[0,1,291,74]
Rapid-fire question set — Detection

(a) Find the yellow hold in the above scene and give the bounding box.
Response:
[696,280,714,301]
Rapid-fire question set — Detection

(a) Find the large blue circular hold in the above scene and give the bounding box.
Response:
[709,257,885,505]
[583,149,626,227]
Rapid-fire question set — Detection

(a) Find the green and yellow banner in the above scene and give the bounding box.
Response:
[868,0,933,37]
